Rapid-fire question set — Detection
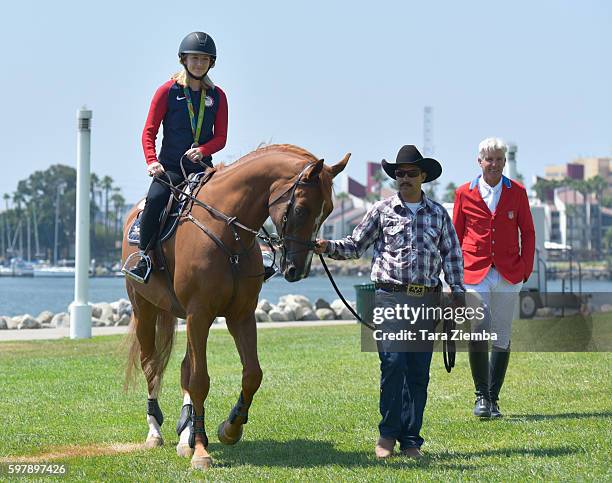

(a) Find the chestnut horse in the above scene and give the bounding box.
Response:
[122,144,349,469]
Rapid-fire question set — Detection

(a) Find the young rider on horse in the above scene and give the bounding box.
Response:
[124,31,228,283]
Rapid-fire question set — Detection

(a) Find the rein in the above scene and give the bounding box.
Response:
[151,158,455,372]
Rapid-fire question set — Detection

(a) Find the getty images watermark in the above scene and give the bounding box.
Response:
[371,303,488,342]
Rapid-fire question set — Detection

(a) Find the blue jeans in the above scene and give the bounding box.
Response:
[378,350,433,449]
[375,289,434,449]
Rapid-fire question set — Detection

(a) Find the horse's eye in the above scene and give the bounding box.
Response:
[294,206,305,218]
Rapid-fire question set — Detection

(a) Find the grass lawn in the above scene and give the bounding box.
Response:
[0,325,610,481]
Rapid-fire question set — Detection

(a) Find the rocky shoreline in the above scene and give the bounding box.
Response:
[0,295,357,331]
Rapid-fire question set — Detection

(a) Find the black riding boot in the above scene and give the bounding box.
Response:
[489,346,511,418]
[468,340,491,417]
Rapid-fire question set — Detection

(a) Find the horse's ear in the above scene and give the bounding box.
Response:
[329,153,351,178]
[304,158,325,181]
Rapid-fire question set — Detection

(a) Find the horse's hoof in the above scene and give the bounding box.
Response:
[191,454,213,470]
[217,420,243,445]
[145,435,163,448]
[176,443,194,458]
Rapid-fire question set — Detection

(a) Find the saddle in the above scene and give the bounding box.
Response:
[126,170,214,318]
[127,171,210,246]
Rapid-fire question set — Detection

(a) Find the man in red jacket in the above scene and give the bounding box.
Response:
[453,137,535,418]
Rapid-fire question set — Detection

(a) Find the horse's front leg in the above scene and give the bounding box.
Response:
[186,314,214,470]
[218,313,263,445]
[176,346,194,457]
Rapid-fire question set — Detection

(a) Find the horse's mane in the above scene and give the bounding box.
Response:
[211,144,332,194]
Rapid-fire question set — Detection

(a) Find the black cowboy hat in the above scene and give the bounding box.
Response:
[381,145,442,183]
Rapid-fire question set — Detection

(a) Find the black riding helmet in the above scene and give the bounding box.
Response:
[179,32,216,80]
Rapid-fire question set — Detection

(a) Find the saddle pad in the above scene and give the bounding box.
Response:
[127,171,207,245]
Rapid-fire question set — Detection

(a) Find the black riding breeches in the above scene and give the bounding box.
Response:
[138,168,201,250]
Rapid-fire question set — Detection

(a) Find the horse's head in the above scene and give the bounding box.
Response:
[268,153,350,282]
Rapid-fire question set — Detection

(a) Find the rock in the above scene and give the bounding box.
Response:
[268,309,290,322]
[51,312,70,328]
[257,299,272,313]
[178,318,187,325]
[314,298,331,310]
[18,315,41,330]
[278,294,313,311]
[93,303,114,323]
[316,308,336,320]
[41,323,53,329]
[255,309,271,322]
[599,304,612,312]
[274,304,296,321]
[114,314,131,326]
[92,318,107,327]
[297,308,319,321]
[214,317,226,325]
[111,299,132,317]
[7,316,21,330]
[91,305,102,319]
[331,299,356,320]
[0,317,8,330]
[36,310,55,325]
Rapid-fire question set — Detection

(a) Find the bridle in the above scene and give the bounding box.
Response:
[264,162,321,275]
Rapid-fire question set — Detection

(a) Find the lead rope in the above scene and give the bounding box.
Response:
[318,254,376,331]
[319,254,455,373]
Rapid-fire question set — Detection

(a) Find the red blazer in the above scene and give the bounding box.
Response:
[453,175,535,285]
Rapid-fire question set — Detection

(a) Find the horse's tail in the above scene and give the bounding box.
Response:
[124,309,177,392]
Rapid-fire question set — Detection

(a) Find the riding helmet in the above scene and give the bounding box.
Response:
[178,32,217,60]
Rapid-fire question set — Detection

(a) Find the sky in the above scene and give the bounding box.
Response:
[0,0,610,204]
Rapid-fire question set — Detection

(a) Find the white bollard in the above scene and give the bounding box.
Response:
[70,107,93,339]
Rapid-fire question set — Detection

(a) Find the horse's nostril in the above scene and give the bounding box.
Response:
[286,266,297,278]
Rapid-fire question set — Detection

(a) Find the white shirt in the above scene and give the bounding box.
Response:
[478,176,502,213]
[403,201,422,214]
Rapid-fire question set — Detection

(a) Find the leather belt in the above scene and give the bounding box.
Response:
[374,282,439,296]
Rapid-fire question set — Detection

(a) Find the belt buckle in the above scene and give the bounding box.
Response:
[406,284,425,297]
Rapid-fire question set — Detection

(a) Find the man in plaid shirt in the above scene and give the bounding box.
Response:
[315,145,464,459]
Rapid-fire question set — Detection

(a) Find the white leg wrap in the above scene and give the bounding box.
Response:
[147,414,163,439]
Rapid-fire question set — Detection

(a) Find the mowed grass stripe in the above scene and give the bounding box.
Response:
[0,325,610,481]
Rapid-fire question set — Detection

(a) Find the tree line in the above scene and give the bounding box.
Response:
[0,164,127,264]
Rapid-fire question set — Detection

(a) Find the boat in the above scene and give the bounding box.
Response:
[33,266,76,277]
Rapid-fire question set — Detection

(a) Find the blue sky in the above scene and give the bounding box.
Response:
[1,0,610,203]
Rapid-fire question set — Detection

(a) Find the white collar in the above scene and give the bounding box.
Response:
[478,176,502,193]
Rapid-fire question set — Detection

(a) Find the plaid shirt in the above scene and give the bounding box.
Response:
[326,193,465,292]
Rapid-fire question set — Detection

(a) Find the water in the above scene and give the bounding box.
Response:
[0,275,371,317]
[2,275,612,318]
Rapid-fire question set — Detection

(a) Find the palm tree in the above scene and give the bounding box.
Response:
[90,173,99,247]
[13,191,26,257]
[111,190,126,239]
[532,177,557,203]
[3,193,11,255]
[100,176,114,235]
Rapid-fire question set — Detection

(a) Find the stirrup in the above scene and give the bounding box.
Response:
[122,250,152,283]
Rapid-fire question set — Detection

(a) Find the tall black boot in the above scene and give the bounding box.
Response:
[468,340,491,417]
[489,345,511,418]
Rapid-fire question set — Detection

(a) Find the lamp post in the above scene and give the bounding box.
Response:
[70,107,92,339]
